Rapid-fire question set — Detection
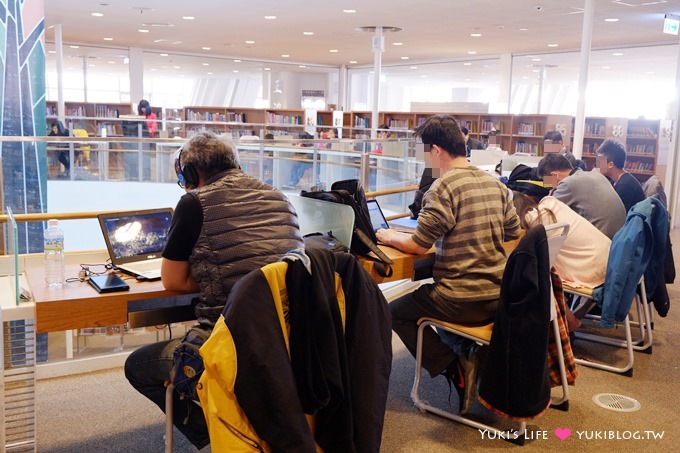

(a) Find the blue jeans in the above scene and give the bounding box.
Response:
[390,283,497,377]
[124,339,210,449]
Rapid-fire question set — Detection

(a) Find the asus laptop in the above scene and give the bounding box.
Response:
[97,208,174,280]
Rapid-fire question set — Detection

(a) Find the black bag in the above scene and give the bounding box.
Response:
[301,179,393,275]
[303,232,349,253]
[170,324,212,401]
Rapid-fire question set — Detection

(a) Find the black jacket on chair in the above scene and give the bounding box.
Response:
[478,224,552,419]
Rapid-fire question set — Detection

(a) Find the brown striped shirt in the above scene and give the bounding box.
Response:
[413,166,521,303]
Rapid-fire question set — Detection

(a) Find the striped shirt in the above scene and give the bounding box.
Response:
[413,166,521,303]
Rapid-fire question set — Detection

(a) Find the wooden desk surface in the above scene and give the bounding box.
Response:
[26,264,185,333]
[358,245,435,284]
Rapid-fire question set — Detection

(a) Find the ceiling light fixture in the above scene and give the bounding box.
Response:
[103,37,113,41]
[343,9,357,13]
[547,43,559,47]
[604,18,619,22]
[69,45,79,49]
[264,15,277,20]
[201,46,211,50]
[91,12,104,17]
[233,59,241,63]
[202,63,209,66]
[138,29,149,33]
[400,56,409,60]
[349,60,358,64]
[160,53,168,56]
[612,52,624,56]
[245,40,255,44]
[182,16,195,20]
[281,54,290,58]
[463,62,472,66]
[470,33,482,37]
[519,27,529,31]
[303,32,314,36]
[329,49,339,53]
[467,50,477,54]
[392,42,403,46]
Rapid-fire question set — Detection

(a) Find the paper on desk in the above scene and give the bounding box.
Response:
[0,273,32,308]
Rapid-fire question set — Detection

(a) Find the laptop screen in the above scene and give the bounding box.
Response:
[366,199,389,231]
[98,208,173,265]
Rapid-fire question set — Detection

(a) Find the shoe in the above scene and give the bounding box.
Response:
[441,356,466,411]
[458,346,480,415]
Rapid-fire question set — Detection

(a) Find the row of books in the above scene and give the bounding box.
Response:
[584,121,606,136]
[516,122,540,136]
[627,126,658,138]
[624,161,654,172]
[514,142,539,154]
[627,144,655,155]
[266,112,302,125]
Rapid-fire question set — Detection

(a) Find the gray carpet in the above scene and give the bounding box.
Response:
[37,230,680,452]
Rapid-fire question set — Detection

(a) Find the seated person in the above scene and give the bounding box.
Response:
[512,191,611,331]
[596,138,645,212]
[536,153,625,239]
[461,126,484,157]
[124,131,303,450]
[544,130,586,170]
[376,115,521,415]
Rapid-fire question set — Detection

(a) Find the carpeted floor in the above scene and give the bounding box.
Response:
[36,230,680,452]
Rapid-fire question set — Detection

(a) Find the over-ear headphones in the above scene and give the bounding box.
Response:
[174,146,199,189]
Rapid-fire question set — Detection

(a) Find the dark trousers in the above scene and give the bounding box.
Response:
[390,283,497,377]
[124,339,210,449]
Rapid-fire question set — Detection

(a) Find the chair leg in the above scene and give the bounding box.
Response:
[574,315,634,376]
[165,384,174,453]
[549,315,569,409]
[410,320,531,443]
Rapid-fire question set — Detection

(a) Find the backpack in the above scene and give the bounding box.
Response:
[301,179,393,275]
[170,324,212,401]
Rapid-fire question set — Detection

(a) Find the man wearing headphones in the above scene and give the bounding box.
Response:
[125,131,303,449]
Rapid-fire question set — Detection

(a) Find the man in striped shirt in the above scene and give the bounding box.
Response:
[377,115,520,414]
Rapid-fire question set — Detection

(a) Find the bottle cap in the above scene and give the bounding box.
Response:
[48,219,59,227]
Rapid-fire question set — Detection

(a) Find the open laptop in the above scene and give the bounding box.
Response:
[97,208,174,280]
[366,199,418,233]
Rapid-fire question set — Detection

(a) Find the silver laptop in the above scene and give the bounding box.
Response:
[366,199,417,233]
[97,208,173,280]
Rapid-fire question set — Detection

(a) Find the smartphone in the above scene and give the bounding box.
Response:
[88,273,130,293]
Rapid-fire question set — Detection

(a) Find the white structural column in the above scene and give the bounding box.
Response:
[497,53,512,113]
[338,64,348,112]
[128,47,144,107]
[54,24,65,125]
[371,27,384,140]
[573,0,595,159]
[666,34,680,224]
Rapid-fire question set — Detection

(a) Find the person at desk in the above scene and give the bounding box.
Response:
[376,115,521,415]
[48,120,70,177]
[596,138,645,212]
[536,153,625,239]
[460,126,484,157]
[138,99,158,138]
[124,131,303,450]
[544,130,586,171]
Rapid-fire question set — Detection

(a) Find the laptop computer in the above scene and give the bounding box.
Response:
[97,208,174,280]
[366,199,418,233]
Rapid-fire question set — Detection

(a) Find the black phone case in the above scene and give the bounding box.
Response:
[88,274,130,293]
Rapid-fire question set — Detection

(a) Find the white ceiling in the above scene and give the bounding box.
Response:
[44,0,680,70]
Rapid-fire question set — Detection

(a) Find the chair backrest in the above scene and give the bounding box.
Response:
[544,222,569,267]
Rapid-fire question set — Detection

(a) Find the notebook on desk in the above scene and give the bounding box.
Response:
[367,199,417,233]
[97,208,174,280]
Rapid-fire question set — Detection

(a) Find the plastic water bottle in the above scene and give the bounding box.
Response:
[44,219,65,288]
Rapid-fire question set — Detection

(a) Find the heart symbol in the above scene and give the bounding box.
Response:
[555,428,571,440]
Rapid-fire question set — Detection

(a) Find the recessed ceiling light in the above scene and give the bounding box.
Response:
[470,33,482,37]
[604,18,619,22]
[245,40,255,44]
[173,65,181,69]
[343,9,356,13]
[160,53,168,56]
[410,66,418,70]
[463,62,472,66]
[281,54,290,58]
[207,71,213,75]
[233,70,239,73]
[400,56,409,60]
[264,67,271,71]
[547,43,559,47]
[107,60,115,64]
[233,59,241,63]
[201,46,211,50]
[329,49,339,53]
[138,29,149,33]
[202,63,209,66]
[612,52,624,56]
[264,15,277,20]
[467,50,477,54]
[531,57,542,62]
[303,32,314,36]
[602,66,611,70]
[349,60,358,64]
[103,37,113,41]
[532,69,540,73]
[392,42,403,46]
[182,16,195,20]
[91,12,104,17]
[519,27,529,31]
[69,45,79,49]
[299,65,307,68]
